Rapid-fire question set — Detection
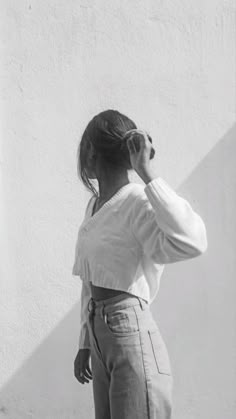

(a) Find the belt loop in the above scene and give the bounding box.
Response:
[100,304,104,319]
[138,297,147,311]
[101,303,108,323]
[88,297,95,313]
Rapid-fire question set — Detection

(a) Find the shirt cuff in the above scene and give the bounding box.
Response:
[144,176,178,209]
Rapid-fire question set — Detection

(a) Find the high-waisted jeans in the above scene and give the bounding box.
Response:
[87,293,173,419]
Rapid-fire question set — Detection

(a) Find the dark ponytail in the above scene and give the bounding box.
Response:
[77,109,155,195]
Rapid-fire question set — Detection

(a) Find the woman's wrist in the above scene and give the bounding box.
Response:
[136,167,158,185]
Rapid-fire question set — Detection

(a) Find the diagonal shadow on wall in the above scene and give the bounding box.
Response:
[0,299,94,419]
[0,123,235,419]
[153,122,236,419]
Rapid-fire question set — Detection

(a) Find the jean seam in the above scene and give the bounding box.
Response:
[137,330,151,419]
[132,306,150,418]
[148,330,172,376]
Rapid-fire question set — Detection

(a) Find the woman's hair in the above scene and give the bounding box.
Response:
[77,109,154,195]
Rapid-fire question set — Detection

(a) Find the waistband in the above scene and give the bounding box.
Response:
[87,292,148,314]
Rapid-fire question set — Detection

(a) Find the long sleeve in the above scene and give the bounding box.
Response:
[78,280,92,350]
[131,177,208,264]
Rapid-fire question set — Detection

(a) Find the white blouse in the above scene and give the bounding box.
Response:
[72,177,208,349]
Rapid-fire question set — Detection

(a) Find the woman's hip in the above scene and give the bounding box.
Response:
[87,292,173,418]
[87,293,172,376]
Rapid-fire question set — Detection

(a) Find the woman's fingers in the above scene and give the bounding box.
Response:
[86,363,93,377]
[123,128,147,138]
[81,373,89,384]
[74,366,92,384]
[80,376,89,384]
[74,349,93,385]
[127,133,149,155]
[83,368,93,380]
[127,137,137,154]
[76,370,89,384]
[125,130,149,151]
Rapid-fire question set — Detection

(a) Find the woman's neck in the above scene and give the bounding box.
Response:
[97,174,130,201]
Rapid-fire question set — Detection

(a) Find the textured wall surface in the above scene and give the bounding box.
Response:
[0,1,235,418]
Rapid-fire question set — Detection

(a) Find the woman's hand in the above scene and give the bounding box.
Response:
[124,129,156,178]
[74,348,93,385]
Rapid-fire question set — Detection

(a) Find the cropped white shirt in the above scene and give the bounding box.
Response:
[72,177,208,349]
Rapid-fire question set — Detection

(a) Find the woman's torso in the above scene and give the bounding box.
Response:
[89,194,133,301]
[89,281,131,301]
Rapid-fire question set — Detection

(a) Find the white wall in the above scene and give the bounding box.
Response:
[0,1,235,418]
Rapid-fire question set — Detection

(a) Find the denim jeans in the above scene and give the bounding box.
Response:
[87,293,173,419]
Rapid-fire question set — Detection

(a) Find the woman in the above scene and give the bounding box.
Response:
[72,109,207,419]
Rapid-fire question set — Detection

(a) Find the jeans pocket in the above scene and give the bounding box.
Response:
[148,328,172,376]
[106,307,140,336]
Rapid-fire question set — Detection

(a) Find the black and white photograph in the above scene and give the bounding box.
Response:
[0,1,235,418]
